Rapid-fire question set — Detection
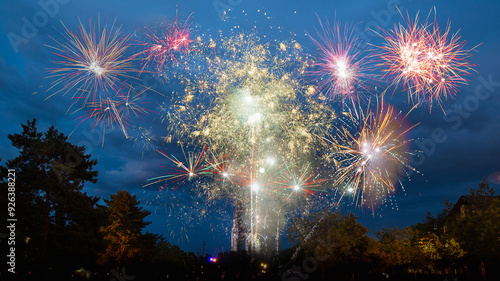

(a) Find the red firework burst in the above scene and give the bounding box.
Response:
[133,13,193,73]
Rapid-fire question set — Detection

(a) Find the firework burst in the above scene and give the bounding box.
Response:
[129,126,160,154]
[308,18,375,107]
[325,99,419,211]
[146,145,212,191]
[45,17,136,107]
[116,86,154,123]
[377,10,477,109]
[151,32,341,252]
[278,162,327,200]
[133,14,193,73]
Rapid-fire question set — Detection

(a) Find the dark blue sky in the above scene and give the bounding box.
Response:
[1,0,500,255]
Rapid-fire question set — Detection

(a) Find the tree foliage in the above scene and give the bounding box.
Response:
[287,210,381,278]
[98,190,157,270]
[376,226,426,271]
[0,119,103,273]
[446,180,500,261]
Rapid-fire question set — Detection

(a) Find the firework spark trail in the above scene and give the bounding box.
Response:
[109,98,128,138]
[45,17,137,107]
[324,99,419,211]
[308,18,376,109]
[376,10,477,109]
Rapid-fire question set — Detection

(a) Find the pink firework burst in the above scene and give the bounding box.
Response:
[377,11,477,109]
[133,13,193,73]
[308,18,375,107]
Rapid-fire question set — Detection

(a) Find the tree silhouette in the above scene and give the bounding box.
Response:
[0,119,102,276]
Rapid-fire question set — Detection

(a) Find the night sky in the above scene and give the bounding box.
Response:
[1,0,500,256]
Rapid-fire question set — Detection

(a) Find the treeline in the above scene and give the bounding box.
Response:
[285,180,500,281]
[0,120,190,280]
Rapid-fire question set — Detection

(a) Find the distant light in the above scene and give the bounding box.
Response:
[222,172,229,177]
[259,167,265,173]
[347,187,354,193]
[251,183,260,191]
[293,185,300,191]
[189,172,194,177]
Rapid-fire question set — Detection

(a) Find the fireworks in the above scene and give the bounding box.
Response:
[377,11,476,108]
[278,162,327,201]
[129,126,159,154]
[40,9,479,247]
[116,87,154,123]
[45,17,136,107]
[168,34,338,164]
[309,18,375,107]
[150,32,343,252]
[146,145,212,191]
[75,97,129,141]
[133,14,192,72]
[325,99,419,211]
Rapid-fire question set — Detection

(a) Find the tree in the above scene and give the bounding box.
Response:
[98,190,157,271]
[151,237,187,278]
[419,233,465,275]
[376,226,426,276]
[0,119,102,275]
[287,210,381,279]
[445,180,500,280]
